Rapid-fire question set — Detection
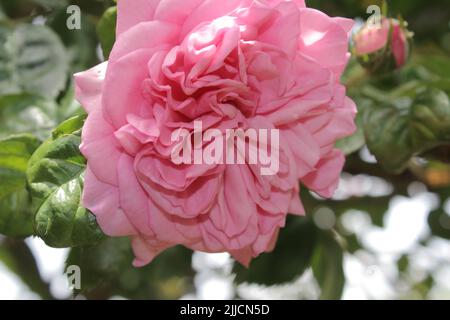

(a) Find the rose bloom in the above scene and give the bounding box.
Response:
[353,17,411,69]
[75,0,356,267]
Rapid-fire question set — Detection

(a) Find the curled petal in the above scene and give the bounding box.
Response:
[74,62,107,113]
[301,149,345,198]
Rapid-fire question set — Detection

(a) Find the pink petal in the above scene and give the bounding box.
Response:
[117,154,155,236]
[131,236,172,267]
[117,0,159,37]
[74,62,107,113]
[109,21,179,63]
[80,108,121,185]
[209,166,257,237]
[301,149,345,198]
[103,49,157,128]
[83,167,136,236]
[299,8,352,77]
[180,0,251,38]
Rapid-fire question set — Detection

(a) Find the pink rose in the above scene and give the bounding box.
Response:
[353,18,412,71]
[75,0,356,267]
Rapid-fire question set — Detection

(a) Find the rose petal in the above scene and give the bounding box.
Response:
[117,0,159,36]
[74,62,107,113]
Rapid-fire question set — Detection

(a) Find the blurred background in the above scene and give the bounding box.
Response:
[0,0,450,300]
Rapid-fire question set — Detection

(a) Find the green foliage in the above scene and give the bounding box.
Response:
[0,135,40,237]
[428,208,450,240]
[31,0,68,10]
[57,84,85,121]
[336,113,365,155]
[47,8,99,72]
[312,232,345,300]
[67,239,194,299]
[427,189,450,240]
[363,89,450,173]
[0,24,68,98]
[234,217,318,285]
[26,115,105,248]
[0,94,58,140]
[97,6,117,59]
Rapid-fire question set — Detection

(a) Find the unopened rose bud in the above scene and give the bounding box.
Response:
[353,18,413,74]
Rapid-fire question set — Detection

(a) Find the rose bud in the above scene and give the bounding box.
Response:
[353,18,413,74]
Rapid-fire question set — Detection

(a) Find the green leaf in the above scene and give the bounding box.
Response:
[415,54,450,82]
[27,115,105,248]
[410,90,450,146]
[97,6,117,59]
[31,0,68,10]
[51,113,86,139]
[312,231,345,300]
[57,84,85,122]
[66,238,194,299]
[0,134,40,237]
[233,217,318,285]
[0,5,5,20]
[47,7,99,72]
[363,89,450,173]
[0,0,68,13]
[397,254,409,273]
[0,94,58,140]
[0,0,34,18]
[0,24,68,98]
[336,113,365,155]
[428,209,450,240]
